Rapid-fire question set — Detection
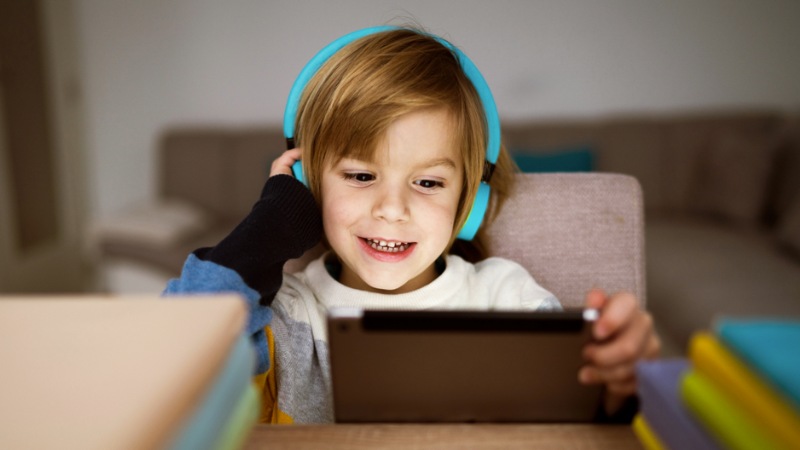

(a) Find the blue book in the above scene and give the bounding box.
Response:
[167,333,257,450]
[213,382,260,450]
[716,319,800,412]
[636,359,721,450]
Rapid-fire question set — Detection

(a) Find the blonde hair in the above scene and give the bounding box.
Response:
[294,28,516,256]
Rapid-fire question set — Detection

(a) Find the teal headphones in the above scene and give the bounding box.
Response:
[284,26,500,241]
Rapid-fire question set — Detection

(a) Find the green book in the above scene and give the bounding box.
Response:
[681,369,783,450]
[689,332,800,449]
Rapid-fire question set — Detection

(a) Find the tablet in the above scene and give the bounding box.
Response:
[327,307,603,423]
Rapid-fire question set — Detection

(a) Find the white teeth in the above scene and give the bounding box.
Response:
[366,238,410,253]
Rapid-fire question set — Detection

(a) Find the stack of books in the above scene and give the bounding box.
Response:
[634,319,800,450]
[0,294,260,450]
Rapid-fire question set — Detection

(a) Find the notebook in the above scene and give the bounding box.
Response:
[327,307,603,422]
[0,294,247,450]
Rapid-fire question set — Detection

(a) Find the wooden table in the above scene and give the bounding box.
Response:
[244,424,642,449]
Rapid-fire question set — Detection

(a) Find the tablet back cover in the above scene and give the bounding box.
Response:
[328,309,602,422]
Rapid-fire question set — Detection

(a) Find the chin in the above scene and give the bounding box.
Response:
[364,277,410,293]
[357,267,426,293]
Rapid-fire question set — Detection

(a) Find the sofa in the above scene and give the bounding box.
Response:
[502,110,800,354]
[89,110,800,355]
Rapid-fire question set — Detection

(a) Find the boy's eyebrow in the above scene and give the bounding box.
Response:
[341,156,458,170]
[420,157,458,170]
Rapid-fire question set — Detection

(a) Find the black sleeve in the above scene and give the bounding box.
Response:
[193,174,323,305]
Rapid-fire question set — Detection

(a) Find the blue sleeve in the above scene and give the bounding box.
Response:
[163,254,273,374]
[162,174,323,375]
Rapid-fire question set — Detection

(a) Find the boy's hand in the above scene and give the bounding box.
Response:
[271,148,303,178]
[579,289,661,415]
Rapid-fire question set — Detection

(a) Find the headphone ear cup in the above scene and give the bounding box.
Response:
[292,160,307,186]
[457,182,490,241]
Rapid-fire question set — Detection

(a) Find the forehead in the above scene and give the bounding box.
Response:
[371,108,461,169]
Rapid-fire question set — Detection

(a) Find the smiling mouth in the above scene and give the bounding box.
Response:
[363,238,413,253]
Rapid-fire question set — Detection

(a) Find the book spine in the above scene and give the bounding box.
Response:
[632,414,666,450]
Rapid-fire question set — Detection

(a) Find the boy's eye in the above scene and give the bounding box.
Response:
[414,179,445,190]
[343,172,375,183]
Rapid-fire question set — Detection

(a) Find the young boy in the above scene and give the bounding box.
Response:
[164,27,660,423]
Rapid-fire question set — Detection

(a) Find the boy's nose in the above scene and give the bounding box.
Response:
[372,186,410,223]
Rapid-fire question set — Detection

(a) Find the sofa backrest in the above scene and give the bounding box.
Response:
[503,111,785,226]
[159,127,285,222]
[157,110,795,231]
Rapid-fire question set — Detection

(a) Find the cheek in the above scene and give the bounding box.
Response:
[423,195,461,234]
[322,191,355,235]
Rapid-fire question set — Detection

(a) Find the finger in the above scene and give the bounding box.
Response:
[605,376,638,397]
[270,148,303,177]
[592,291,637,341]
[584,288,607,310]
[644,328,662,359]
[579,361,636,386]
[580,365,638,416]
[585,311,653,366]
[285,147,303,159]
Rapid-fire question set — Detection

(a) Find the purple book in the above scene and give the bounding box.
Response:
[636,359,721,450]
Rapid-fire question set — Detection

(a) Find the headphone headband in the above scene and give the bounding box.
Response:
[284,26,500,240]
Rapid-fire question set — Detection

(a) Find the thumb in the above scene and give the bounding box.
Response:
[585,288,609,341]
[585,288,607,309]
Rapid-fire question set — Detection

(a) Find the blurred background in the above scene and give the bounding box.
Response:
[1,0,799,295]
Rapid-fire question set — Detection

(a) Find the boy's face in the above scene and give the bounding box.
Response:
[321,108,463,294]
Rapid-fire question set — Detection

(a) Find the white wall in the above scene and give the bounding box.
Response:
[76,0,800,219]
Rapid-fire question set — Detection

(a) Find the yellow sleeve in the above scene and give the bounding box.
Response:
[252,326,294,424]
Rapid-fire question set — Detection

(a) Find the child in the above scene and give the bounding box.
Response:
[164,26,660,424]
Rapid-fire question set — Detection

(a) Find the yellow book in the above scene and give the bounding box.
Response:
[689,332,800,449]
[681,369,783,450]
[632,414,667,450]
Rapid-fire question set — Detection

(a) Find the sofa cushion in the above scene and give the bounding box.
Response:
[766,116,800,224]
[502,121,600,150]
[597,119,667,212]
[662,112,780,217]
[646,217,800,351]
[689,130,775,226]
[159,127,285,222]
[160,130,232,218]
[511,146,595,173]
[227,129,284,220]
